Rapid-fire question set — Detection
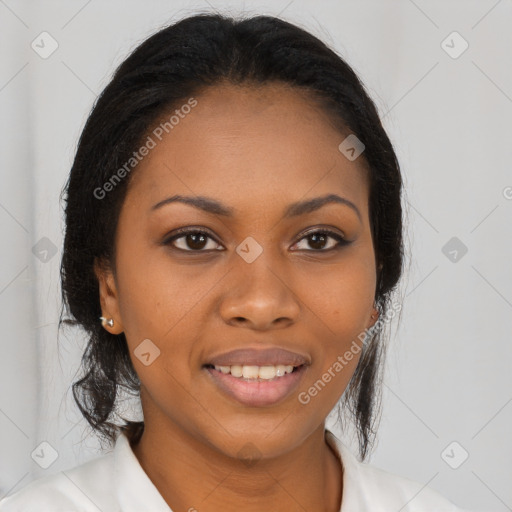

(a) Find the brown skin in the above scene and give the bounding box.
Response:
[95,82,379,512]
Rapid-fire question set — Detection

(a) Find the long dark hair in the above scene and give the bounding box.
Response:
[59,12,404,461]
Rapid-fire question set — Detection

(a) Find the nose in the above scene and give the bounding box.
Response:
[219,256,301,330]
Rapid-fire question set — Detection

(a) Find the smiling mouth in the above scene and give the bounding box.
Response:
[204,363,303,381]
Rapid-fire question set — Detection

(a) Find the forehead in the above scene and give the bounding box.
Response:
[125,82,369,217]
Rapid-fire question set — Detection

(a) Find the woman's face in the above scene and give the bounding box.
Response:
[96,82,379,459]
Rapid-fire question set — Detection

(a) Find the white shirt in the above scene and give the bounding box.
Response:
[0,430,472,512]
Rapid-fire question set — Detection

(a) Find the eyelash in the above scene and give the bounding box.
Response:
[163,227,350,253]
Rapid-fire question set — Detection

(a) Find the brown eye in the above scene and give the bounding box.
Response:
[165,229,223,252]
[292,229,349,252]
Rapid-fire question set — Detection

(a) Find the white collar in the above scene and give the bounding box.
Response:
[325,429,366,510]
[113,433,171,511]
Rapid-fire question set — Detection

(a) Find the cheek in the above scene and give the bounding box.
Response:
[115,260,202,413]
[297,250,375,403]
[115,247,206,345]
[303,255,376,338]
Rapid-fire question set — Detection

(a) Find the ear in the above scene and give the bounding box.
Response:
[94,257,124,334]
[369,261,384,328]
[368,305,380,329]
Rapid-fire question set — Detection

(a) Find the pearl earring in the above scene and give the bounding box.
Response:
[100,316,114,327]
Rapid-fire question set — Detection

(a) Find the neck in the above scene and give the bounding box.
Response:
[131,408,342,512]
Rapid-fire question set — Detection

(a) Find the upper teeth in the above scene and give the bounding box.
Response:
[214,364,295,380]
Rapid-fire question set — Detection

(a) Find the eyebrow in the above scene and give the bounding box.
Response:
[151,193,362,221]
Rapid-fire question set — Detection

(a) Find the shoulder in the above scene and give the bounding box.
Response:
[0,449,116,512]
[325,431,473,512]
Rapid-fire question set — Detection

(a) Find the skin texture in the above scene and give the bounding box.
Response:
[95,82,379,512]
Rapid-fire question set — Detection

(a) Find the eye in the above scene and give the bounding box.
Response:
[163,227,349,253]
[164,228,224,252]
[292,228,349,252]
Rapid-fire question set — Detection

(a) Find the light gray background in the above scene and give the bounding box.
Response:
[1,1,511,510]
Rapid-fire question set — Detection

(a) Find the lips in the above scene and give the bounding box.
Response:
[206,347,310,367]
[204,347,310,407]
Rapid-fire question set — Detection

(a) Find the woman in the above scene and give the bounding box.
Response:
[0,12,472,512]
